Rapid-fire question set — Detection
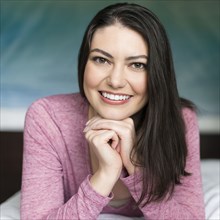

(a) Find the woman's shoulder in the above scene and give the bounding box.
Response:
[181,107,198,124]
[26,93,88,120]
[30,93,86,109]
[181,107,199,140]
[40,93,85,106]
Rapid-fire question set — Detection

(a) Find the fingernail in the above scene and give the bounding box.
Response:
[86,120,91,125]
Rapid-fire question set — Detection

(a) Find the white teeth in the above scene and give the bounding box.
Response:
[101,92,130,101]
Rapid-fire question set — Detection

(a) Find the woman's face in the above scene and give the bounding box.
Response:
[83,23,148,120]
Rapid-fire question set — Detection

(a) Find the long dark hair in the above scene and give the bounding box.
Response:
[78,3,194,206]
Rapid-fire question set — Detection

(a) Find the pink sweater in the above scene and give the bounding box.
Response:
[21,93,205,220]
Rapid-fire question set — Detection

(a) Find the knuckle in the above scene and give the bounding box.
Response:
[124,127,131,136]
[127,118,134,125]
[109,130,115,136]
[85,132,90,140]
[92,135,101,145]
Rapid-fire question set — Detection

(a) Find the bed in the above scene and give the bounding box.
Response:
[0,132,219,220]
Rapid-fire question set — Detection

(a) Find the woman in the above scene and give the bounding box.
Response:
[21,3,205,219]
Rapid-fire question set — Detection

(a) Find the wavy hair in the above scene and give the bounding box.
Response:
[78,3,194,206]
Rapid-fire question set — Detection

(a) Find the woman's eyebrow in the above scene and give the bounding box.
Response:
[90,48,148,60]
[126,55,148,61]
[90,48,113,58]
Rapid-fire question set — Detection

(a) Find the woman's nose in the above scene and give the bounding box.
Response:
[107,66,127,89]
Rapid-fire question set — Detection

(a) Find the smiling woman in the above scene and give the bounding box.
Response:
[21,3,205,220]
[83,24,148,120]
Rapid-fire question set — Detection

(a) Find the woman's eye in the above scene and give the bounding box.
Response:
[92,56,108,64]
[131,63,147,70]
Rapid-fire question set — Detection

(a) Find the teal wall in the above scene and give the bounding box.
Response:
[1,0,219,117]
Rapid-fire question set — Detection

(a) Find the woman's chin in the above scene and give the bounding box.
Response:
[99,112,131,121]
[90,105,133,120]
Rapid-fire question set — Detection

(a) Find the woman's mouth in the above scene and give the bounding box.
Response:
[99,91,132,104]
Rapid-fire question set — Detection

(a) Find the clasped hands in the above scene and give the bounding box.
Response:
[83,116,136,196]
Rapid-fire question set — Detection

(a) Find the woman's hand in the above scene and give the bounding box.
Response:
[84,124,123,196]
[84,116,136,175]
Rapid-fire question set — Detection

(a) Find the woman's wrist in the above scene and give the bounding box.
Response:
[124,161,135,175]
[90,169,120,197]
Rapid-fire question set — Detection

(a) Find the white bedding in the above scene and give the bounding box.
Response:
[1,160,219,220]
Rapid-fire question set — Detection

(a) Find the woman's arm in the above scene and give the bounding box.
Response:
[21,99,112,220]
[121,108,205,220]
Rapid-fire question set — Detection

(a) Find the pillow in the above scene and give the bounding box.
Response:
[0,191,20,220]
[201,159,220,220]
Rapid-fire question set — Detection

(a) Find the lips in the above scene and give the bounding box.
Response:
[100,91,132,101]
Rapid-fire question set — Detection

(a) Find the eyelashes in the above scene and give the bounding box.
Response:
[91,56,109,64]
[130,63,147,70]
[90,56,147,71]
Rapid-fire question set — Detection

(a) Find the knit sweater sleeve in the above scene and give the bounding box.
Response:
[21,98,112,220]
[121,108,205,220]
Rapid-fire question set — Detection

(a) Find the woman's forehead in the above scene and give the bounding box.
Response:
[90,24,148,57]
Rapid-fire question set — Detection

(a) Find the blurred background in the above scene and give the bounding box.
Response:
[1,0,219,133]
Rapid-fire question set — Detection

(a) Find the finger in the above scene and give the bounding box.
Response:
[85,129,106,143]
[115,144,121,153]
[110,132,119,149]
[85,129,119,149]
[86,116,102,125]
[86,120,133,140]
[98,130,119,149]
[84,116,103,132]
[123,117,134,126]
